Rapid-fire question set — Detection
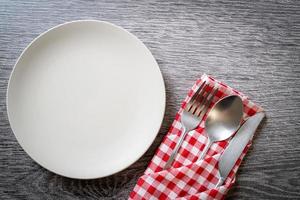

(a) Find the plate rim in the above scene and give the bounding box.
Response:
[6,19,166,179]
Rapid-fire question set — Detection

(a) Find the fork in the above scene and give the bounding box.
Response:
[164,81,218,169]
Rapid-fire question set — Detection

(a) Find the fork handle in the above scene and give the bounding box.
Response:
[164,126,187,169]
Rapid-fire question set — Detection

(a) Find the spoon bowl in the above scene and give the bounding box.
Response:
[199,95,244,160]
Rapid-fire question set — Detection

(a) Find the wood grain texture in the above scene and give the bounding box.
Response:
[0,0,299,199]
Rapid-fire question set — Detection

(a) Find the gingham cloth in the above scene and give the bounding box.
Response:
[129,74,264,200]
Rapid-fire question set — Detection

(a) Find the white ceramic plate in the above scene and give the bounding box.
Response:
[7,20,165,179]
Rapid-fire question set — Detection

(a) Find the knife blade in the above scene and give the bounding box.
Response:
[215,112,265,187]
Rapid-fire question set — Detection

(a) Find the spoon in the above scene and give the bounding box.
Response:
[198,95,244,160]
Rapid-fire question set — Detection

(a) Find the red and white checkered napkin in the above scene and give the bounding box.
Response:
[129,74,263,200]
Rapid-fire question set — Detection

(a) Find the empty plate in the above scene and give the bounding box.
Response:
[7,20,165,179]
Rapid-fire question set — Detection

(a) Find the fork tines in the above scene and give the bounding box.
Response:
[185,81,218,119]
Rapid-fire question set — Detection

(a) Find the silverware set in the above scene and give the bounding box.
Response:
[164,81,265,187]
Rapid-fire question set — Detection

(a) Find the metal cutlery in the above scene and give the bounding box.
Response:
[164,81,218,169]
[198,95,244,160]
[215,112,265,187]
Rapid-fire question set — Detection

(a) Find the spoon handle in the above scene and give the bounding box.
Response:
[199,138,213,160]
[164,126,187,169]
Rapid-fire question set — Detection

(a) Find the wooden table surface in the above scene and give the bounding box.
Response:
[1,0,299,199]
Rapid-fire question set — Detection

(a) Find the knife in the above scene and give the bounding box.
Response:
[215,112,265,187]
